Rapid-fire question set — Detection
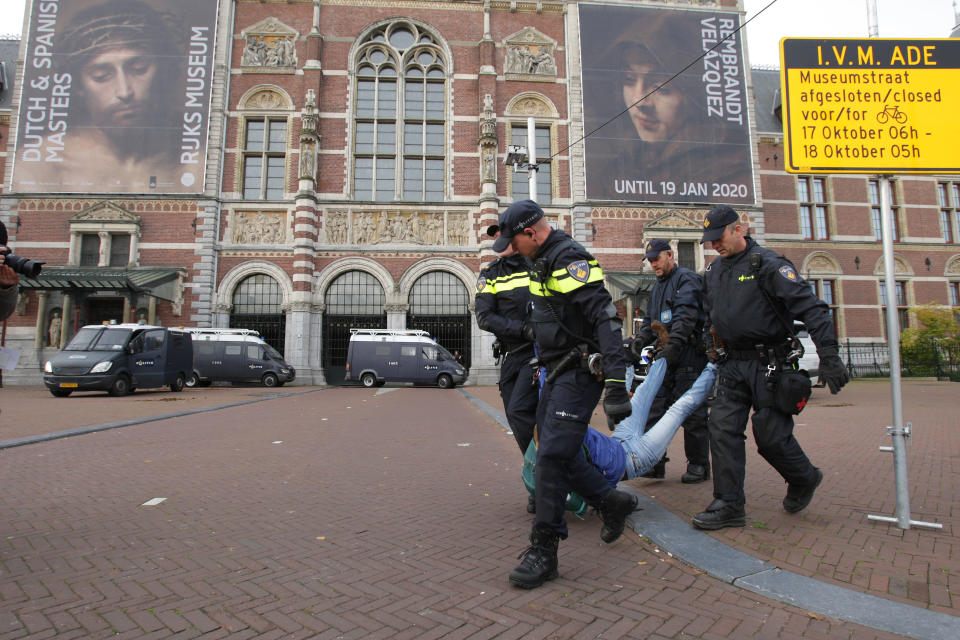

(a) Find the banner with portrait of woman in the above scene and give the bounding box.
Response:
[580,4,755,205]
[12,0,219,194]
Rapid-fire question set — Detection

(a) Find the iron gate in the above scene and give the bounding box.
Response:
[322,271,386,384]
[229,274,286,354]
[406,271,471,368]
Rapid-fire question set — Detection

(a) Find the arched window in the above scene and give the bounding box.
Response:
[353,23,446,202]
[322,271,387,384]
[230,274,286,353]
[407,271,470,367]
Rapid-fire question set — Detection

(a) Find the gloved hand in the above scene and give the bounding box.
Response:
[657,340,683,368]
[520,321,536,343]
[819,354,849,394]
[603,380,632,428]
[628,337,647,362]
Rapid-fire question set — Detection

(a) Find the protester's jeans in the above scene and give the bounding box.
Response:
[612,360,718,479]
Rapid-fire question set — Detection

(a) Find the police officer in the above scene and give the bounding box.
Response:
[693,205,849,530]
[493,200,637,589]
[475,224,539,512]
[630,238,710,483]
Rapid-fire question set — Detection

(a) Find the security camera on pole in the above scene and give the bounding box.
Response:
[504,117,539,202]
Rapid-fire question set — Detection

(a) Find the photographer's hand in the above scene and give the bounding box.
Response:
[0,251,18,288]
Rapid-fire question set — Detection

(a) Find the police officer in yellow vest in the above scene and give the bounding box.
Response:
[475,224,539,512]
[493,200,637,589]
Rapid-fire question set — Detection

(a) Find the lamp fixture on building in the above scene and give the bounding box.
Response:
[854,256,861,271]
[925,257,932,271]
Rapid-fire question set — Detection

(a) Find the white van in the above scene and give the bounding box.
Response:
[181,328,295,387]
[344,328,467,388]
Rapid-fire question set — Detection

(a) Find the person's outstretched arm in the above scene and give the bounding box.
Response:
[608,358,668,440]
[618,363,718,479]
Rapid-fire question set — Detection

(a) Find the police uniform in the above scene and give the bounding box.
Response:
[635,262,709,478]
[703,236,839,508]
[527,228,629,538]
[475,253,537,455]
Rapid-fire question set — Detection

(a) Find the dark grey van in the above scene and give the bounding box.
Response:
[183,328,295,388]
[43,324,193,397]
[344,328,467,388]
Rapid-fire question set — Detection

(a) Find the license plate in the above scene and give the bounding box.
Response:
[59,383,78,388]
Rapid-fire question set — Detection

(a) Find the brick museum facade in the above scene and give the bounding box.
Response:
[1,0,959,386]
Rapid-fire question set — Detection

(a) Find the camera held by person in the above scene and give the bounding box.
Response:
[0,220,44,279]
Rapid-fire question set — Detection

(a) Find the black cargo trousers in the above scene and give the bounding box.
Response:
[498,347,538,454]
[708,357,819,504]
[534,367,612,539]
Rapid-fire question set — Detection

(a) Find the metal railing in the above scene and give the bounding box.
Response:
[843,339,960,381]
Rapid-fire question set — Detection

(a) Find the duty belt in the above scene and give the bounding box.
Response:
[504,340,534,354]
[726,342,792,361]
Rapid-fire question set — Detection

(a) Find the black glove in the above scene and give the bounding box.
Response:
[657,340,683,368]
[520,321,536,343]
[628,337,647,362]
[603,381,632,428]
[819,354,849,395]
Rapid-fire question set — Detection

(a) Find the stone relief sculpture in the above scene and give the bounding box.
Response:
[320,211,472,245]
[242,35,297,67]
[241,18,299,68]
[325,211,348,244]
[234,211,286,244]
[503,27,557,77]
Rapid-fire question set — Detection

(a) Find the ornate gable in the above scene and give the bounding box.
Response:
[69,201,141,224]
[644,209,704,230]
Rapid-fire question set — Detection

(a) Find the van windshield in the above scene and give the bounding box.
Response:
[63,327,133,351]
[264,344,283,360]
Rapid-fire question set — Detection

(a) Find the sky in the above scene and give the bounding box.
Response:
[0,0,957,65]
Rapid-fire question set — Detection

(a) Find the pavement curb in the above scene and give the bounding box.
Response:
[459,388,960,640]
[0,387,327,450]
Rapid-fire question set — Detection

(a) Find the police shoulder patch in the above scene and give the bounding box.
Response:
[778,265,799,281]
[566,260,590,283]
[475,276,487,293]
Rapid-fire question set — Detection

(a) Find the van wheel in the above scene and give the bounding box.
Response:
[109,374,132,397]
[170,374,185,393]
[185,372,200,388]
[361,372,377,388]
[49,388,72,398]
[437,374,454,389]
[262,373,279,388]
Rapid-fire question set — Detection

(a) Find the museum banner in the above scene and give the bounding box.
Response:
[12,0,219,194]
[580,4,755,205]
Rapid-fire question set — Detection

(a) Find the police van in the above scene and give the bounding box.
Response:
[181,328,295,388]
[43,323,193,397]
[344,328,467,388]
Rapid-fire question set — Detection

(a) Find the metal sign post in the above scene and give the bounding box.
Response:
[865,176,941,530]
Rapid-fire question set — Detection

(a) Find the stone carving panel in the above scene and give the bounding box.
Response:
[503,27,557,78]
[321,211,472,245]
[241,18,299,68]
[233,210,287,244]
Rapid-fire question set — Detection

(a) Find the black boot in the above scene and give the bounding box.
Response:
[692,498,746,530]
[783,468,823,513]
[509,526,559,589]
[526,494,536,514]
[681,462,710,484]
[599,489,639,543]
[641,456,668,479]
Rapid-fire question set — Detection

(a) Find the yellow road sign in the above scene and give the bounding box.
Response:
[780,38,960,174]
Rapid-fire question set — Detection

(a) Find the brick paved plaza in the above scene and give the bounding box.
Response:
[0,379,955,638]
